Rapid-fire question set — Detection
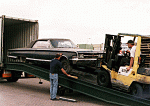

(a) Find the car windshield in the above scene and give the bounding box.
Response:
[32,40,50,48]
[50,39,77,48]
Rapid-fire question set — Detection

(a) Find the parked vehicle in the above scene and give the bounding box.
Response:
[8,38,104,73]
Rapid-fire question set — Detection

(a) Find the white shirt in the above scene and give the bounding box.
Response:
[130,46,136,57]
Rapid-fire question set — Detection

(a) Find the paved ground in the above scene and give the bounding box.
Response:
[0,78,115,106]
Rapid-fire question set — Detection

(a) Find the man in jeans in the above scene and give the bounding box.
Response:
[50,53,71,100]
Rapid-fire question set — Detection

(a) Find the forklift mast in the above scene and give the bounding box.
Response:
[104,34,122,70]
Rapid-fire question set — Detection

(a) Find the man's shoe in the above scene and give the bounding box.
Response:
[50,98,59,101]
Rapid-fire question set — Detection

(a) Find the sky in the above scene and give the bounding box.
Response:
[0,0,150,44]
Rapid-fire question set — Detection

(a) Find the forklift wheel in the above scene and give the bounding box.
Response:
[97,71,110,87]
[130,83,143,97]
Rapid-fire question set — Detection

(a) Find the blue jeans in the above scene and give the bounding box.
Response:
[50,73,58,99]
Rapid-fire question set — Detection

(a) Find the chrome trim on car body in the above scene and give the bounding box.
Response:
[8,55,52,62]
[26,58,52,62]
[70,58,97,61]
[7,55,17,59]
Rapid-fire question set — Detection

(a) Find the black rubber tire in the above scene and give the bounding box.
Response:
[7,77,19,82]
[130,83,143,97]
[97,71,110,87]
[61,59,72,73]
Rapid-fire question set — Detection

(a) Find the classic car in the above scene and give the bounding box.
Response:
[7,38,104,73]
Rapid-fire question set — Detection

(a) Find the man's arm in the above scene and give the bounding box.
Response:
[127,57,134,71]
[61,68,71,77]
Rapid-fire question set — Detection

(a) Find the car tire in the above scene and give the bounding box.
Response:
[130,83,143,97]
[61,59,72,73]
[97,71,111,87]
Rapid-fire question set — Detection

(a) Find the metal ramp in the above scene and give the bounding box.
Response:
[5,63,150,106]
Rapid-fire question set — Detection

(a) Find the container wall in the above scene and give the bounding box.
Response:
[0,17,2,64]
[4,21,38,63]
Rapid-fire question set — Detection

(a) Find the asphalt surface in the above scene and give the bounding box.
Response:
[0,78,116,106]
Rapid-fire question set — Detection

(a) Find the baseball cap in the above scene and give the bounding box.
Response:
[127,40,134,45]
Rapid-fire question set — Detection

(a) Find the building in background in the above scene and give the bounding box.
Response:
[92,43,104,51]
[77,44,93,50]
[77,43,104,51]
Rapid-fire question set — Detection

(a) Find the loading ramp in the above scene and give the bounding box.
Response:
[5,62,150,106]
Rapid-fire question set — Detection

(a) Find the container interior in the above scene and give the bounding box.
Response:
[3,18,38,63]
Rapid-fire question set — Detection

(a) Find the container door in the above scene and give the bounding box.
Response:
[0,17,3,64]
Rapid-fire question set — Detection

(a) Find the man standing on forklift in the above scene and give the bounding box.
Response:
[50,53,71,100]
[126,40,136,71]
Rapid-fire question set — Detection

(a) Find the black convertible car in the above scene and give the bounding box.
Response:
[7,39,103,73]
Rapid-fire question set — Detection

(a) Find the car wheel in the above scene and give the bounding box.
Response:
[61,59,72,73]
[97,71,111,87]
[130,83,143,97]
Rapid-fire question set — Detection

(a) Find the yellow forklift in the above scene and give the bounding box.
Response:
[97,33,150,97]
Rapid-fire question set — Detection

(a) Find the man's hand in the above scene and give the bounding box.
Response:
[67,74,71,77]
[127,66,131,71]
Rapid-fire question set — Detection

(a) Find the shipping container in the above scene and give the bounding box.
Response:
[0,15,39,65]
